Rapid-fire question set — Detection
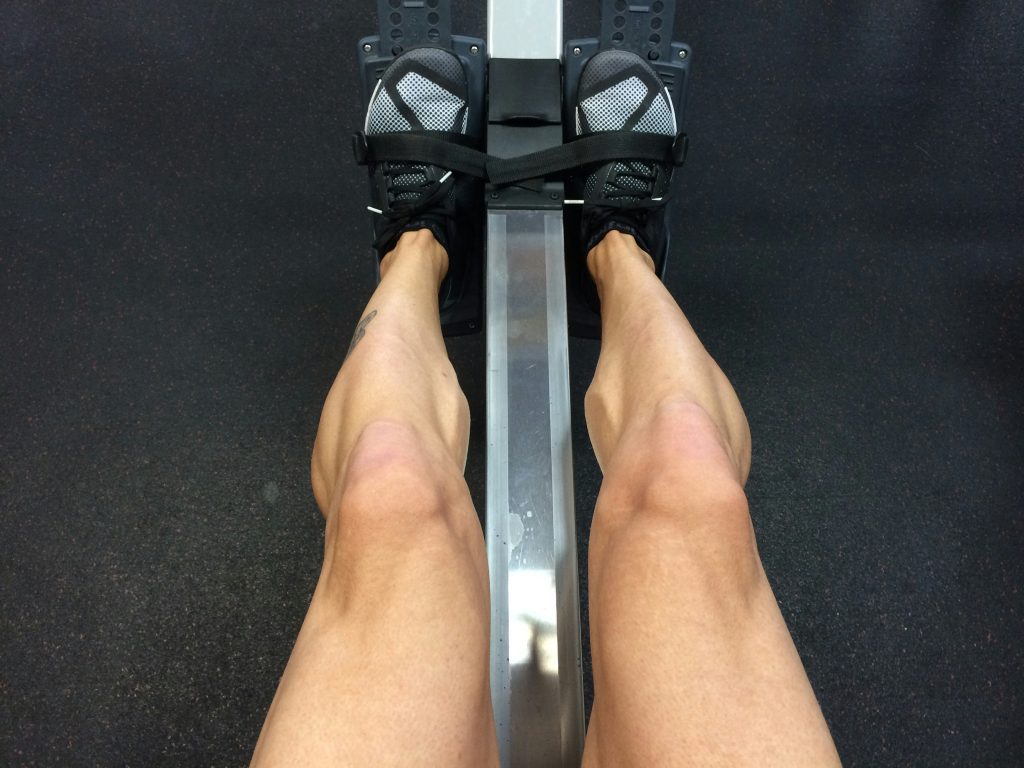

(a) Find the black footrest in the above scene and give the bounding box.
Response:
[565,0,692,129]
[354,6,487,337]
[563,0,692,341]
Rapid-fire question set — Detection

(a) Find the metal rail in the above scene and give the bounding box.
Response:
[485,1,585,765]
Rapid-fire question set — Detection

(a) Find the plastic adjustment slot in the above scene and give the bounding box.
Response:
[376,0,451,51]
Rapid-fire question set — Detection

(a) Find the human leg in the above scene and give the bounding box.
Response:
[253,41,497,765]
[250,230,498,767]
[565,47,839,766]
[580,230,840,766]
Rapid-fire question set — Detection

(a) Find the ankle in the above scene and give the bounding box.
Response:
[380,229,449,284]
[586,229,656,293]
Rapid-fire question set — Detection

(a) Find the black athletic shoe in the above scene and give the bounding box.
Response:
[363,47,480,316]
[568,49,678,319]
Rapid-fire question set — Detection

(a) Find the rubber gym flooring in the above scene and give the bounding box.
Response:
[2,1,1022,765]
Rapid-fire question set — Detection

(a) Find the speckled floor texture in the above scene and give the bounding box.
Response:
[2,1,1022,765]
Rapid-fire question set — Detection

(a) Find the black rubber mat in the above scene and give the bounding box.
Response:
[2,1,1021,765]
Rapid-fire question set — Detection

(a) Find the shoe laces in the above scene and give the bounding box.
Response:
[604,161,660,201]
[384,162,450,203]
[370,162,455,252]
[579,161,671,256]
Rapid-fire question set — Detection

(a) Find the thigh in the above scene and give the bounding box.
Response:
[253,421,500,768]
[581,412,840,767]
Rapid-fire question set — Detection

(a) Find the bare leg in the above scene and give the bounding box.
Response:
[251,230,499,767]
[581,231,840,767]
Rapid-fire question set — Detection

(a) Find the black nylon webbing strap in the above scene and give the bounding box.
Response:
[353,130,685,185]
[354,131,490,178]
[486,132,679,185]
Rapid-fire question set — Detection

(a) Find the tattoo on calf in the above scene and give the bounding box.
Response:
[345,309,378,361]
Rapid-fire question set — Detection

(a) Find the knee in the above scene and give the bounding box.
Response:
[311,384,471,516]
[324,420,477,556]
[602,401,745,509]
[594,490,762,611]
[593,402,762,593]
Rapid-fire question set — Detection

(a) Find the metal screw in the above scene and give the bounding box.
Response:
[678,49,688,59]
[573,46,582,56]
[363,43,372,53]
[470,44,479,54]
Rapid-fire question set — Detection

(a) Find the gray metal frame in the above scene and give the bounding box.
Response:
[486,3,585,766]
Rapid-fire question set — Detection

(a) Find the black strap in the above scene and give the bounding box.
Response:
[353,129,688,185]
[487,131,685,185]
[353,131,490,179]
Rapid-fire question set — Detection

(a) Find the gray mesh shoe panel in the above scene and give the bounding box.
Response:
[366,48,468,135]
[581,76,648,131]
[632,93,676,134]
[366,84,412,133]
[395,71,463,131]
[576,50,676,201]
